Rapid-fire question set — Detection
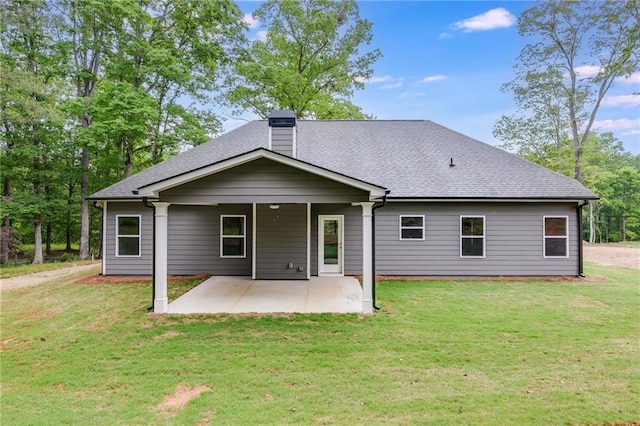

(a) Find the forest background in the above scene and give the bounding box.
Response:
[1,0,638,265]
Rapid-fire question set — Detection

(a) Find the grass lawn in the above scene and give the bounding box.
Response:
[1,263,638,425]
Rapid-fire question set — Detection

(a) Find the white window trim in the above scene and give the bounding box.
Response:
[115,215,142,258]
[221,215,246,258]
[543,215,569,258]
[399,215,425,241]
[460,215,486,258]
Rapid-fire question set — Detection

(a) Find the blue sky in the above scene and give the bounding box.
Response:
[230,1,640,154]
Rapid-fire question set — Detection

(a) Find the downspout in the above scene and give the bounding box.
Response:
[92,201,103,273]
[142,197,155,311]
[577,200,589,278]
[371,190,390,311]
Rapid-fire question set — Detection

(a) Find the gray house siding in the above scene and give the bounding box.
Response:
[311,204,363,276]
[104,202,153,275]
[375,202,580,276]
[256,204,307,279]
[271,127,294,157]
[160,158,369,204]
[167,204,252,276]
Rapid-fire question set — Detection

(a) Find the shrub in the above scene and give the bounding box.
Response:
[58,252,77,263]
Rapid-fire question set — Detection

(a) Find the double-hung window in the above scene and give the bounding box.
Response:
[544,216,568,258]
[116,215,141,257]
[221,215,246,258]
[399,215,425,240]
[460,216,485,258]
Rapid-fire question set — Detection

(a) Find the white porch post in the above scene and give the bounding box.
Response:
[153,202,170,313]
[361,202,375,314]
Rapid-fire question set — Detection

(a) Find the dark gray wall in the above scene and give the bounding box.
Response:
[256,204,307,279]
[271,127,294,157]
[167,204,252,276]
[104,202,153,275]
[375,202,580,276]
[160,158,369,204]
[311,204,363,276]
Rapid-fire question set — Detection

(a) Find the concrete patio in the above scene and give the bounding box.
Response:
[167,276,363,314]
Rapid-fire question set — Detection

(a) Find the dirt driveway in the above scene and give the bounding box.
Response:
[583,243,639,269]
[0,263,101,291]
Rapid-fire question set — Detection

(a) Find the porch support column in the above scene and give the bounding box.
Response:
[361,202,375,315]
[153,202,170,313]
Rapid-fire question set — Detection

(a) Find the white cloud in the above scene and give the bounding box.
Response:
[380,82,403,90]
[622,129,640,136]
[574,65,602,77]
[398,91,426,99]
[357,75,393,84]
[421,75,446,83]
[592,118,640,130]
[602,94,640,108]
[616,72,640,85]
[454,8,516,32]
[439,32,453,39]
[243,13,258,28]
[253,30,267,42]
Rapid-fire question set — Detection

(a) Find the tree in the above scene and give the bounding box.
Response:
[0,0,66,263]
[495,0,639,183]
[223,0,381,119]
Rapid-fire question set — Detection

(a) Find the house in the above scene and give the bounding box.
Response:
[89,111,598,314]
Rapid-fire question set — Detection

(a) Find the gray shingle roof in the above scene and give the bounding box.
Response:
[90,119,597,200]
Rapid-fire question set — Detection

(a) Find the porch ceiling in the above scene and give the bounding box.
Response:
[167,276,363,314]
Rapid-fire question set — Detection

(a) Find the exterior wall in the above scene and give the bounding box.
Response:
[311,204,363,276]
[271,127,294,157]
[167,204,252,276]
[104,202,153,275]
[160,158,369,204]
[256,204,307,279]
[375,202,580,276]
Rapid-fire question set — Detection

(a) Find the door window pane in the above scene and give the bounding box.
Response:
[324,220,338,264]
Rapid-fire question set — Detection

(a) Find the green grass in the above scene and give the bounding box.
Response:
[1,263,638,425]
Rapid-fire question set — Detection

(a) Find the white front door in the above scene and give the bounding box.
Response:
[319,215,343,275]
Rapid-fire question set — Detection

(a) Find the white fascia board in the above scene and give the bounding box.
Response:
[137,149,387,198]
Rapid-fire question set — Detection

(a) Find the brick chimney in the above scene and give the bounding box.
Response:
[268,110,296,158]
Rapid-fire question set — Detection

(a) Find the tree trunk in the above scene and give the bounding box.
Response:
[124,142,134,178]
[621,214,626,242]
[589,201,595,244]
[33,215,43,264]
[45,221,52,255]
[1,175,11,265]
[79,148,90,260]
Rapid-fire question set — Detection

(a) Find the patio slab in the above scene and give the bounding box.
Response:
[167,276,363,314]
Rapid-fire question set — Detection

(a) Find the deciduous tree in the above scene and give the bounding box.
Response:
[223,0,381,119]
[495,0,639,183]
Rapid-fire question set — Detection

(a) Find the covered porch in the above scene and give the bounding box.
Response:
[167,276,363,314]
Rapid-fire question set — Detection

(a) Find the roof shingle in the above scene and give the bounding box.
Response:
[90,119,597,200]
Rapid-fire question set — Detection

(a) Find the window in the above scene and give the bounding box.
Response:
[460,216,485,257]
[221,215,246,258]
[399,215,425,240]
[544,216,568,258]
[116,215,141,257]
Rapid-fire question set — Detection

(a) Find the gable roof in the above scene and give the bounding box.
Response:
[90,119,597,200]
